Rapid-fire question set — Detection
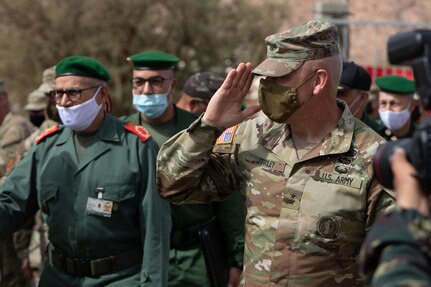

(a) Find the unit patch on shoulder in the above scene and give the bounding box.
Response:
[216,125,237,145]
[35,124,60,144]
[124,122,151,142]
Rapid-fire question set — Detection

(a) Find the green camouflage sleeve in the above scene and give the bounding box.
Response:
[157,116,240,204]
[360,208,431,287]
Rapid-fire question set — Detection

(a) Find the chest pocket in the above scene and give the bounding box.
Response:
[97,184,136,212]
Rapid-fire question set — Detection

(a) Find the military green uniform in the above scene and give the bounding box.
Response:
[360,207,431,286]
[157,101,394,287]
[125,106,245,286]
[360,112,385,135]
[375,119,416,141]
[0,114,171,286]
[0,111,35,287]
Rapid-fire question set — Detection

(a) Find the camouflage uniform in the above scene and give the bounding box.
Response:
[22,67,57,286]
[0,112,35,287]
[157,98,394,286]
[360,207,431,286]
[0,112,35,177]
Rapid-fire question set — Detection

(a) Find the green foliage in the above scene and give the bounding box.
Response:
[0,0,288,116]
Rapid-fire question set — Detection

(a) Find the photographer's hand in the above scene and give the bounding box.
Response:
[391,148,430,216]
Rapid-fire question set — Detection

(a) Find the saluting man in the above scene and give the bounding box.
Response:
[0,56,171,286]
[157,19,394,287]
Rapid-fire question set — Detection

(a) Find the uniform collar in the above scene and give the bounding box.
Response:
[261,99,355,160]
[56,114,121,145]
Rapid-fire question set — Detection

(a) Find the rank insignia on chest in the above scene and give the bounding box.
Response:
[216,125,237,145]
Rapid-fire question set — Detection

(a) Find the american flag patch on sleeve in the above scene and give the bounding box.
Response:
[216,125,238,145]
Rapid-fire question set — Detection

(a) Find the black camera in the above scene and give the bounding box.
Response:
[373,30,431,192]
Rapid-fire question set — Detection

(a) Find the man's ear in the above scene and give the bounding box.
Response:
[313,69,328,94]
[359,91,369,106]
[99,86,109,103]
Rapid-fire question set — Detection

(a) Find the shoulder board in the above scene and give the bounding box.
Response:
[35,124,60,144]
[124,122,151,142]
[216,125,238,145]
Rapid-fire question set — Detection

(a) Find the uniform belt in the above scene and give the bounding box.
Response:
[48,246,142,277]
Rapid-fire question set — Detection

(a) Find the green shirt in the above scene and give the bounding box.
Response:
[0,114,171,287]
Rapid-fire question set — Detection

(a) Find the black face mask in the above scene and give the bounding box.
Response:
[30,115,46,127]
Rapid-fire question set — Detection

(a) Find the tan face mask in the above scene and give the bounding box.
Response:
[258,70,317,123]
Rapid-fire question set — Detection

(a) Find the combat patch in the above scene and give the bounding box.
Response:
[315,216,340,239]
[216,125,237,145]
[124,122,151,142]
[35,124,60,144]
[312,169,362,189]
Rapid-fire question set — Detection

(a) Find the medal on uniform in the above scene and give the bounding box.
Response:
[85,187,113,217]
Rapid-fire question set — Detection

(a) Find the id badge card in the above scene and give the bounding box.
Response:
[86,197,113,218]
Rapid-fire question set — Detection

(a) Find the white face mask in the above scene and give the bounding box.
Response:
[56,86,102,131]
[379,105,411,131]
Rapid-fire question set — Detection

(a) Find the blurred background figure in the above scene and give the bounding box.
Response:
[375,75,416,141]
[365,84,381,121]
[176,71,224,115]
[337,61,383,133]
[23,66,58,151]
[0,80,35,287]
[25,90,49,128]
[21,66,58,287]
[411,93,429,125]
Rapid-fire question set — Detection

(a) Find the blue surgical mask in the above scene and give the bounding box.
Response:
[133,92,169,119]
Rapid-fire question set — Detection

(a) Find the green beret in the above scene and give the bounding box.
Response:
[253,19,340,77]
[127,51,180,70]
[375,75,415,94]
[55,56,111,81]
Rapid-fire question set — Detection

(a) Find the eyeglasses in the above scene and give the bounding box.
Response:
[131,76,172,90]
[51,86,100,103]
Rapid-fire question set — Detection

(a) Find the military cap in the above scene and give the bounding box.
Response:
[0,80,5,94]
[375,75,416,94]
[37,66,56,94]
[338,61,371,91]
[25,89,48,111]
[55,56,111,81]
[183,72,224,103]
[127,51,180,70]
[253,18,340,77]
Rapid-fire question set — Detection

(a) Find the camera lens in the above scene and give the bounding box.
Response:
[373,139,412,190]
